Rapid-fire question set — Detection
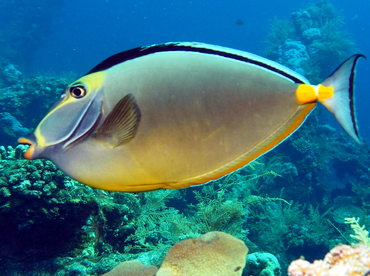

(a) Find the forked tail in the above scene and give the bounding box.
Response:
[319,54,365,145]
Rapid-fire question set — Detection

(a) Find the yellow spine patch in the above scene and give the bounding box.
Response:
[317,84,334,102]
[296,84,334,104]
[296,84,317,104]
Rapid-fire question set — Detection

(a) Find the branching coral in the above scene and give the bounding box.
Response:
[124,190,198,257]
[345,217,370,246]
[248,199,335,268]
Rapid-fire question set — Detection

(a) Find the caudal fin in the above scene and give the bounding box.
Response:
[319,54,365,145]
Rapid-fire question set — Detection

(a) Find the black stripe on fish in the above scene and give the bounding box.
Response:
[347,55,363,138]
[86,43,305,84]
[325,54,364,139]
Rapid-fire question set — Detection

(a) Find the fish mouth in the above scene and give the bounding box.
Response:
[18,136,36,160]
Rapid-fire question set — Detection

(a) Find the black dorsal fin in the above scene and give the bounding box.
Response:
[93,94,141,147]
[85,42,306,83]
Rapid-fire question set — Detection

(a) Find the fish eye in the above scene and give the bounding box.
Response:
[69,84,87,98]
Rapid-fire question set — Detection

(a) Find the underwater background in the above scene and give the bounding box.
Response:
[0,0,369,275]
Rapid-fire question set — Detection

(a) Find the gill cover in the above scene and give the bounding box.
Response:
[35,72,106,150]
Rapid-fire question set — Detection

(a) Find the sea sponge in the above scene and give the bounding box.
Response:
[101,260,158,276]
[156,231,248,276]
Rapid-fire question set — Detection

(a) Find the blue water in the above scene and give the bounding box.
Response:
[30,0,370,141]
[0,1,369,274]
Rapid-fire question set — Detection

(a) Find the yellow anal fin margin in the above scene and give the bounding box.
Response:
[172,103,316,189]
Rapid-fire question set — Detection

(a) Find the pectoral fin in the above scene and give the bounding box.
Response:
[94,94,141,147]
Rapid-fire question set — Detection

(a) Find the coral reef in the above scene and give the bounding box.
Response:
[0,145,97,258]
[1,131,368,275]
[0,113,30,145]
[0,2,369,275]
[273,39,310,75]
[344,217,370,246]
[157,231,247,276]
[0,145,138,274]
[0,62,71,145]
[104,231,248,276]
[288,244,370,276]
[265,0,354,82]
[0,144,278,275]
[245,252,281,276]
[289,216,370,276]
[101,260,158,276]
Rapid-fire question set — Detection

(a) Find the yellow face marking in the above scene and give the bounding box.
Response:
[34,124,47,147]
[75,71,107,93]
[34,71,107,148]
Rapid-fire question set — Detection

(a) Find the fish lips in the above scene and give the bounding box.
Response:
[18,92,103,160]
[18,135,38,160]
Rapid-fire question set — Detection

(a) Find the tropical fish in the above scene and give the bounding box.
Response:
[18,42,364,192]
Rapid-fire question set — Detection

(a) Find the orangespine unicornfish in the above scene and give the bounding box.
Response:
[18,42,365,192]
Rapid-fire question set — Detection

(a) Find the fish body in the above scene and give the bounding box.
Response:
[19,42,364,192]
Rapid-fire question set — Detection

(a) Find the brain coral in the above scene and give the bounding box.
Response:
[156,231,248,276]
